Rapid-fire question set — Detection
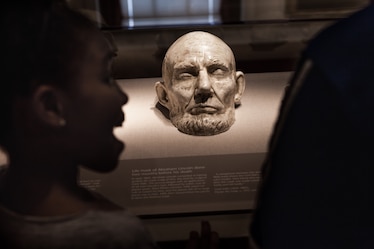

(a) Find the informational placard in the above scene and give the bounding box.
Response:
[79,72,291,216]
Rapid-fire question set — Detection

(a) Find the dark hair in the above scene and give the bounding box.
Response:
[0,0,99,148]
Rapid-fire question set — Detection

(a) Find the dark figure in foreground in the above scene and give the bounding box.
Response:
[250,3,374,249]
[0,1,157,248]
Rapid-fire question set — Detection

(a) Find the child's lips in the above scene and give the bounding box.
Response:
[114,112,125,127]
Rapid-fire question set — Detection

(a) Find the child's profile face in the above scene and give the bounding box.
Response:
[63,32,128,172]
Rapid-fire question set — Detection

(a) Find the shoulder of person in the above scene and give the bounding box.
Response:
[307,4,374,58]
[0,207,158,249]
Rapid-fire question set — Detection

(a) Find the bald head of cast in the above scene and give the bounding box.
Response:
[155,31,245,136]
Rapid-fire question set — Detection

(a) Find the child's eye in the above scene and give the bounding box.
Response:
[103,75,115,85]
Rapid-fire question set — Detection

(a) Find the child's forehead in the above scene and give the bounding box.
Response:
[79,32,113,55]
[102,32,118,53]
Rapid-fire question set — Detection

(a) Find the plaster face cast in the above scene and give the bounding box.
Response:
[155,31,245,136]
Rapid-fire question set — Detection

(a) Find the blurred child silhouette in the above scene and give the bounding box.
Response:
[0,1,157,248]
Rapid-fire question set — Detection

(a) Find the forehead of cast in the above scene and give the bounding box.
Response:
[162,31,236,75]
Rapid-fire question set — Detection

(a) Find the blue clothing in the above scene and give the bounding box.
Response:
[250,4,374,249]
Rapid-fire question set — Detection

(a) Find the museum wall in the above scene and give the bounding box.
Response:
[0,2,371,248]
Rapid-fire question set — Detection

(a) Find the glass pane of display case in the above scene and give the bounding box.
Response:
[287,0,368,17]
[66,0,370,221]
[69,0,369,28]
[68,0,369,80]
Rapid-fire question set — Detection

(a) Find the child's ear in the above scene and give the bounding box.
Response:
[32,85,66,127]
[155,81,171,109]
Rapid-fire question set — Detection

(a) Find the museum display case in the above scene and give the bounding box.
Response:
[0,0,362,245]
[0,1,371,248]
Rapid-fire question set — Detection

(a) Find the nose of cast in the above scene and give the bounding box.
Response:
[194,69,214,103]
